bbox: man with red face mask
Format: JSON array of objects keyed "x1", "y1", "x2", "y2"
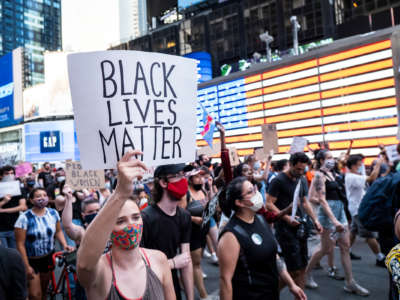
[{"x1": 141, "y1": 164, "x2": 194, "y2": 300}]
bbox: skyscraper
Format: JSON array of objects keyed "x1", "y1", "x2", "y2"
[{"x1": 0, "y1": 0, "x2": 62, "y2": 87}]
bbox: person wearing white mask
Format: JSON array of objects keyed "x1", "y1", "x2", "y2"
[
  {"x1": 219, "y1": 176, "x2": 307, "y2": 300},
  {"x1": 305, "y1": 150, "x2": 370, "y2": 296}
]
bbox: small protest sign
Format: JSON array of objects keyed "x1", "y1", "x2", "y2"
[
  {"x1": 262, "y1": 124, "x2": 279, "y2": 154},
  {"x1": 289, "y1": 137, "x2": 308, "y2": 154},
  {"x1": 228, "y1": 147, "x2": 240, "y2": 166},
  {"x1": 386, "y1": 144, "x2": 400, "y2": 162},
  {"x1": 254, "y1": 148, "x2": 266, "y2": 161},
  {"x1": 197, "y1": 143, "x2": 221, "y2": 158},
  {"x1": 65, "y1": 161, "x2": 105, "y2": 190},
  {"x1": 67, "y1": 51, "x2": 198, "y2": 170},
  {"x1": 0, "y1": 181, "x2": 21, "y2": 198},
  {"x1": 15, "y1": 162, "x2": 33, "y2": 178}
]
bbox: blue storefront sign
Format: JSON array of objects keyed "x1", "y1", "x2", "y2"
[
  {"x1": 25, "y1": 120, "x2": 80, "y2": 162},
  {"x1": 184, "y1": 51, "x2": 212, "y2": 83},
  {"x1": 0, "y1": 52, "x2": 16, "y2": 127},
  {"x1": 40, "y1": 131, "x2": 61, "y2": 153}
]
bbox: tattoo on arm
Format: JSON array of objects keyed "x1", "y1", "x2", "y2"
[
  {"x1": 276, "y1": 256, "x2": 287, "y2": 274},
  {"x1": 314, "y1": 173, "x2": 323, "y2": 192}
]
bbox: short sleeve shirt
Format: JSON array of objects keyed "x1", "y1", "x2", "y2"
[
  {"x1": 14, "y1": 208, "x2": 60, "y2": 257},
  {"x1": 345, "y1": 172, "x2": 367, "y2": 216},
  {"x1": 141, "y1": 204, "x2": 191, "y2": 259}
]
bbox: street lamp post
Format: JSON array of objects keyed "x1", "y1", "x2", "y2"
[
  {"x1": 259, "y1": 31, "x2": 274, "y2": 63},
  {"x1": 291, "y1": 16, "x2": 301, "y2": 55}
]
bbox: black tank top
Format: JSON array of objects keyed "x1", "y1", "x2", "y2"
[
  {"x1": 220, "y1": 214, "x2": 279, "y2": 300},
  {"x1": 322, "y1": 171, "x2": 341, "y2": 201}
]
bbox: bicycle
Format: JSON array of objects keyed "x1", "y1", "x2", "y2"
[{"x1": 47, "y1": 250, "x2": 77, "y2": 300}]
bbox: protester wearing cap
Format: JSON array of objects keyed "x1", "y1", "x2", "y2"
[
  {"x1": 141, "y1": 163, "x2": 194, "y2": 300},
  {"x1": 77, "y1": 150, "x2": 175, "y2": 300}
]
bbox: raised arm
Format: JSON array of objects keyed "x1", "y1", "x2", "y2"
[
  {"x1": 62, "y1": 185, "x2": 85, "y2": 243},
  {"x1": 216, "y1": 122, "x2": 233, "y2": 185},
  {"x1": 366, "y1": 157, "x2": 383, "y2": 183},
  {"x1": 77, "y1": 150, "x2": 146, "y2": 288}
]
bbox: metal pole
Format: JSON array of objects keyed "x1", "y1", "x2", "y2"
[{"x1": 291, "y1": 16, "x2": 300, "y2": 55}]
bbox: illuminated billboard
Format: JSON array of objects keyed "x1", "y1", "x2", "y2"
[
  {"x1": 23, "y1": 52, "x2": 73, "y2": 120},
  {"x1": 178, "y1": 0, "x2": 208, "y2": 10},
  {"x1": 196, "y1": 37, "x2": 398, "y2": 165},
  {"x1": 0, "y1": 48, "x2": 24, "y2": 128}
]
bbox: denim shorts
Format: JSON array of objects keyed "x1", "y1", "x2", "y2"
[{"x1": 318, "y1": 200, "x2": 348, "y2": 230}]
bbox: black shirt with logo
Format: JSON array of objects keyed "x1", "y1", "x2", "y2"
[{"x1": 220, "y1": 214, "x2": 279, "y2": 300}]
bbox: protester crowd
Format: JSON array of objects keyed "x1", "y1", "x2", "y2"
[{"x1": 1, "y1": 123, "x2": 400, "y2": 300}]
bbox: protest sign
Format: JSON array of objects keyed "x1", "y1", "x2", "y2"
[
  {"x1": 197, "y1": 143, "x2": 221, "y2": 158},
  {"x1": 254, "y1": 148, "x2": 266, "y2": 161},
  {"x1": 262, "y1": 124, "x2": 279, "y2": 154},
  {"x1": 65, "y1": 161, "x2": 105, "y2": 190},
  {"x1": 228, "y1": 147, "x2": 240, "y2": 166},
  {"x1": 289, "y1": 137, "x2": 308, "y2": 154},
  {"x1": 15, "y1": 162, "x2": 33, "y2": 178},
  {"x1": 0, "y1": 181, "x2": 21, "y2": 198},
  {"x1": 386, "y1": 144, "x2": 400, "y2": 162},
  {"x1": 67, "y1": 51, "x2": 198, "y2": 170}
]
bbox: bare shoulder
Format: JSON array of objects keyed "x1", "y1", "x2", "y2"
[{"x1": 141, "y1": 248, "x2": 168, "y2": 265}]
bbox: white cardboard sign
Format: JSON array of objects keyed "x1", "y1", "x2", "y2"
[
  {"x1": 67, "y1": 51, "x2": 198, "y2": 170},
  {"x1": 386, "y1": 144, "x2": 400, "y2": 162},
  {"x1": 289, "y1": 137, "x2": 308, "y2": 154},
  {"x1": 0, "y1": 181, "x2": 21, "y2": 198}
]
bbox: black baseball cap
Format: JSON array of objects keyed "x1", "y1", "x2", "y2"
[{"x1": 154, "y1": 163, "x2": 185, "y2": 178}]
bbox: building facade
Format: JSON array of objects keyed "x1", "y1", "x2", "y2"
[
  {"x1": 0, "y1": 0, "x2": 61, "y2": 87},
  {"x1": 111, "y1": 0, "x2": 400, "y2": 77}
]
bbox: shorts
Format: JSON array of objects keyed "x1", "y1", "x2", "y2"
[
  {"x1": 210, "y1": 217, "x2": 216, "y2": 228},
  {"x1": 318, "y1": 200, "x2": 348, "y2": 230},
  {"x1": 351, "y1": 215, "x2": 377, "y2": 239},
  {"x1": 190, "y1": 222, "x2": 210, "y2": 252},
  {"x1": 28, "y1": 252, "x2": 54, "y2": 274},
  {"x1": 275, "y1": 223, "x2": 308, "y2": 272}
]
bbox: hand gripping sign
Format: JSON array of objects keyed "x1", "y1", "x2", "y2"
[{"x1": 67, "y1": 51, "x2": 198, "y2": 170}]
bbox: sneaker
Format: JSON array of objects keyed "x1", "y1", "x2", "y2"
[
  {"x1": 376, "y1": 258, "x2": 386, "y2": 268},
  {"x1": 328, "y1": 266, "x2": 345, "y2": 280},
  {"x1": 203, "y1": 249, "x2": 212, "y2": 258},
  {"x1": 211, "y1": 253, "x2": 219, "y2": 265},
  {"x1": 202, "y1": 272, "x2": 207, "y2": 279},
  {"x1": 350, "y1": 252, "x2": 362, "y2": 260},
  {"x1": 305, "y1": 275, "x2": 318, "y2": 289},
  {"x1": 344, "y1": 280, "x2": 370, "y2": 296}
]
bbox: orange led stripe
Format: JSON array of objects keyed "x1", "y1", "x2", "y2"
[
  {"x1": 247, "y1": 103, "x2": 264, "y2": 112},
  {"x1": 262, "y1": 60, "x2": 317, "y2": 80},
  {"x1": 248, "y1": 118, "x2": 265, "y2": 126},
  {"x1": 323, "y1": 97, "x2": 396, "y2": 115},
  {"x1": 319, "y1": 40, "x2": 391, "y2": 65},
  {"x1": 265, "y1": 93, "x2": 321, "y2": 109},
  {"x1": 321, "y1": 78, "x2": 394, "y2": 99},
  {"x1": 325, "y1": 117, "x2": 397, "y2": 132},
  {"x1": 278, "y1": 126, "x2": 322, "y2": 138},
  {"x1": 328, "y1": 136, "x2": 398, "y2": 149},
  {"x1": 245, "y1": 74, "x2": 262, "y2": 84},
  {"x1": 266, "y1": 109, "x2": 321, "y2": 123},
  {"x1": 238, "y1": 149, "x2": 255, "y2": 156},
  {"x1": 263, "y1": 76, "x2": 319, "y2": 94},
  {"x1": 246, "y1": 88, "x2": 263, "y2": 98},
  {"x1": 319, "y1": 59, "x2": 393, "y2": 82}
]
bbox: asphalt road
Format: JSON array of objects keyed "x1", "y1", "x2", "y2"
[{"x1": 199, "y1": 236, "x2": 390, "y2": 300}]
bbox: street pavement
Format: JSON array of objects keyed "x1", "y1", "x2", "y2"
[{"x1": 200, "y1": 237, "x2": 390, "y2": 300}]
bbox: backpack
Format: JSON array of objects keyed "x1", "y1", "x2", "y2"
[{"x1": 358, "y1": 172, "x2": 400, "y2": 232}]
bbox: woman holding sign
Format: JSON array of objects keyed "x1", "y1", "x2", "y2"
[{"x1": 76, "y1": 150, "x2": 176, "y2": 300}]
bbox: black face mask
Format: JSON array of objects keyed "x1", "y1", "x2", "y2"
[
  {"x1": 203, "y1": 161, "x2": 211, "y2": 168},
  {"x1": 83, "y1": 213, "x2": 97, "y2": 225},
  {"x1": 193, "y1": 183, "x2": 202, "y2": 191}
]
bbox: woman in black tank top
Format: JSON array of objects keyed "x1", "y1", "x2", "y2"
[
  {"x1": 218, "y1": 176, "x2": 307, "y2": 300},
  {"x1": 76, "y1": 151, "x2": 176, "y2": 300},
  {"x1": 305, "y1": 150, "x2": 370, "y2": 296}
]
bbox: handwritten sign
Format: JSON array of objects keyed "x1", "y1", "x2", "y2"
[
  {"x1": 228, "y1": 147, "x2": 240, "y2": 166},
  {"x1": 65, "y1": 161, "x2": 105, "y2": 190},
  {"x1": 67, "y1": 51, "x2": 198, "y2": 170},
  {"x1": 254, "y1": 148, "x2": 266, "y2": 161},
  {"x1": 197, "y1": 143, "x2": 221, "y2": 158},
  {"x1": 262, "y1": 124, "x2": 279, "y2": 154},
  {"x1": 0, "y1": 181, "x2": 21, "y2": 198},
  {"x1": 386, "y1": 144, "x2": 400, "y2": 162},
  {"x1": 15, "y1": 162, "x2": 33, "y2": 178},
  {"x1": 289, "y1": 137, "x2": 308, "y2": 154}
]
